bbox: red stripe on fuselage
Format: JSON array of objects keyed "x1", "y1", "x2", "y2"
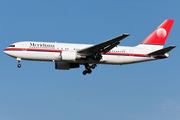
[{"x1": 4, "y1": 48, "x2": 151, "y2": 57}]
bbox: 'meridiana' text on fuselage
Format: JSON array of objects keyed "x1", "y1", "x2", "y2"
[{"x1": 30, "y1": 43, "x2": 55, "y2": 49}]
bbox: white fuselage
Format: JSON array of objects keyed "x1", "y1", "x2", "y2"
[{"x1": 4, "y1": 41, "x2": 167, "y2": 65}]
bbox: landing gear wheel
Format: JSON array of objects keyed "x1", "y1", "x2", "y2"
[
  {"x1": 82, "y1": 69, "x2": 92, "y2": 75},
  {"x1": 87, "y1": 69, "x2": 92, "y2": 74},
  {"x1": 83, "y1": 70, "x2": 88, "y2": 75},
  {"x1": 17, "y1": 64, "x2": 21, "y2": 68},
  {"x1": 82, "y1": 64, "x2": 97, "y2": 75},
  {"x1": 16, "y1": 58, "x2": 21, "y2": 68}
]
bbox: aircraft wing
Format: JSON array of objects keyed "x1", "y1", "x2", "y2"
[{"x1": 78, "y1": 34, "x2": 130, "y2": 55}]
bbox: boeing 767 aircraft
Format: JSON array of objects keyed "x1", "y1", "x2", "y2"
[{"x1": 4, "y1": 19, "x2": 176, "y2": 75}]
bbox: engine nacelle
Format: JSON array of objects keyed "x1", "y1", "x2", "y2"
[
  {"x1": 60, "y1": 51, "x2": 77, "y2": 61},
  {"x1": 55, "y1": 62, "x2": 80, "y2": 70}
]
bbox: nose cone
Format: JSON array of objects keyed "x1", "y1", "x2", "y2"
[
  {"x1": 4, "y1": 48, "x2": 11, "y2": 56},
  {"x1": 4, "y1": 48, "x2": 8, "y2": 54},
  {"x1": 4, "y1": 48, "x2": 16, "y2": 58}
]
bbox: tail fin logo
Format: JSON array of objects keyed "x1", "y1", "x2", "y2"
[{"x1": 157, "y1": 28, "x2": 167, "y2": 38}]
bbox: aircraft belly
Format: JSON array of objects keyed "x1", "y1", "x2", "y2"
[
  {"x1": 123, "y1": 56, "x2": 154, "y2": 64},
  {"x1": 101, "y1": 55, "x2": 154, "y2": 65},
  {"x1": 102, "y1": 55, "x2": 126, "y2": 64}
]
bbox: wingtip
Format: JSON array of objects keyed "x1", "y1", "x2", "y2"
[
  {"x1": 171, "y1": 45, "x2": 176, "y2": 48},
  {"x1": 123, "y1": 33, "x2": 130, "y2": 36}
]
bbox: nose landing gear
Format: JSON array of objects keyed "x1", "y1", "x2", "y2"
[
  {"x1": 17, "y1": 64, "x2": 21, "y2": 68},
  {"x1": 82, "y1": 64, "x2": 97, "y2": 75},
  {"x1": 17, "y1": 58, "x2": 21, "y2": 68}
]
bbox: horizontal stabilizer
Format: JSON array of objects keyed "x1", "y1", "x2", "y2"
[{"x1": 148, "y1": 46, "x2": 176, "y2": 55}]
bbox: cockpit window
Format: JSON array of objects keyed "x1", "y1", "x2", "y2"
[{"x1": 9, "y1": 45, "x2": 15, "y2": 47}]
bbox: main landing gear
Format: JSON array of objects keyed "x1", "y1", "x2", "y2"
[
  {"x1": 17, "y1": 58, "x2": 21, "y2": 68},
  {"x1": 82, "y1": 64, "x2": 97, "y2": 75}
]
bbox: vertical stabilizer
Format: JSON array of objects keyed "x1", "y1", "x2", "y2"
[
  {"x1": 137, "y1": 19, "x2": 174, "y2": 51},
  {"x1": 141, "y1": 19, "x2": 174, "y2": 45}
]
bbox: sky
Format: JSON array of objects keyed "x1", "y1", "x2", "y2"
[{"x1": 0, "y1": 0, "x2": 180, "y2": 120}]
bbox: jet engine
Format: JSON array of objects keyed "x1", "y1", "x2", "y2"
[{"x1": 60, "y1": 51, "x2": 77, "y2": 61}]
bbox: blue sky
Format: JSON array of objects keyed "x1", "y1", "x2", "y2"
[{"x1": 0, "y1": 0, "x2": 180, "y2": 120}]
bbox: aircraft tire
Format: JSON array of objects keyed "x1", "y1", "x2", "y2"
[
  {"x1": 83, "y1": 70, "x2": 87, "y2": 75},
  {"x1": 87, "y1": 69, "x2": 92, "y2": 74},
  {"x1": 17, "y1": 64, "x2": 21, "y2": 68}
]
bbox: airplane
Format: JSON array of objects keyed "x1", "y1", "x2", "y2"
[{"x1": 4, "y1": 19, "x2": 176, "y2": 75}]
